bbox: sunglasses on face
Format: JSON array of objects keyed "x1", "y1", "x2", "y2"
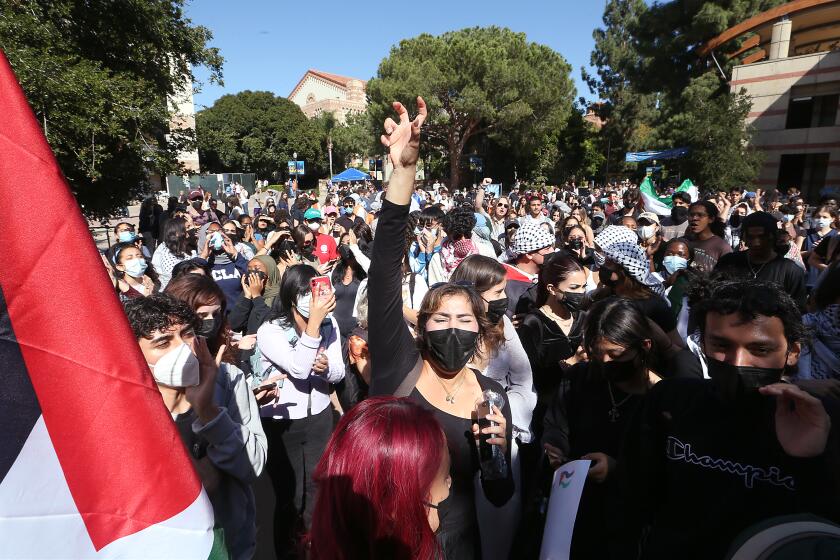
[{"x1": 497, "y1": 203, "x2": 509, "y2": 208}]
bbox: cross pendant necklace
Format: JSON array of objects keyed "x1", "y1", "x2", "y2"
[{"x1": 607, "y1": 382, "x2": 633, "y2": 423}]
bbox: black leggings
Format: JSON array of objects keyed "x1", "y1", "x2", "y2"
[{"x1": 262, "y1": 407, "x2": 333, "y2": 559}]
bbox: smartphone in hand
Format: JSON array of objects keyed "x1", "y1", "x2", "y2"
[{"x1": 310, "y1": 275, "x2": 333, "y2": 301}]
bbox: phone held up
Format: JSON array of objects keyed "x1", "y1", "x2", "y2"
[{"x1": 310, "y1": 275, "x2": 333, "y2": 302}]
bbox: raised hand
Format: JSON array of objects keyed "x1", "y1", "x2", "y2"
[
  {"x1": 185, "y1": 337, "x2": 224, "y2": 424},
  {"x1": 759, "y1": 383, "x2": 831, "y2": 458},
  {"x1": 380, "y1": 96, "x2": 427, "y2": 170}
]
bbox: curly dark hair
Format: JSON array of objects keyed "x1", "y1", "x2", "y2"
[
  {"x1": 441, "y1": 205, "x2": 476, "y2": 240},
  {"x1": 691, "y1": 279, "x2": 806, "y2": 346},
  {"x1": 124, "y1": 294, "x2": 199, "y2": 340}
]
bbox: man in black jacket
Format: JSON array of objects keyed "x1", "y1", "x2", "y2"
[
  {"x1": 715, "y1": 211, "x2": 806, "y2": 310},
  {"x1": 622, "y1": 280, "x2": 839, "y2": 560}
]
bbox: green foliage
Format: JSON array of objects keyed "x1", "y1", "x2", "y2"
[
  {"x1": 196, "y1": 91, "x2": 324, "y2": 183},
  {"x1": 653, "y1": 73, "x2": 762, "y2": 190},
  {"x1": 367, "y1": 26, "x2": 575, "y2": 188},
  {"x1": 586, "y1": 0, "x2": 776, "y2": 187},
  {"x1": 0, "y1": 0, "x2": 223, "y2": 218},
  {"x1": 555, "y1": 108, "x2": 606, "y2": 181},
  {"x1": 311, "y1": 111, "x2": 377, "y2": 171}
]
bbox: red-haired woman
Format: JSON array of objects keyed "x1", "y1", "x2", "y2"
[
  {"x1": 368, "y1": 98, "x2": 514, "y2": 559},
  {"x1": 307, "y1": 397, "x2": 451, "y2": 559}
]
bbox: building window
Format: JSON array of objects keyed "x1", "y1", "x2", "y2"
[
  {"x1": 785, "y1": 94, "x2": 839, "y2": 129},
  {"x1": 777, "y1": 153, "x2": 829, "y2": 202}
]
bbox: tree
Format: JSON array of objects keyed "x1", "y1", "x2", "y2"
[
  {"x1": 311, "y1": 111, "x2": 377, "y2": 173},
  {"x1": 586, "y1": 0, "x2": 779, "y2": 187},
  {"x1": 556, "y1": 108, "x2": 606, "y2": 182},
  {"x1": 0, "y1": 0, "x2": 223, "y2": 218},
  {"x1": 653, "y1": 73, "x2": 762, "y2": 190},
  {"x1": 583, "y1": 0, "x2": 658, "y2": 175},
  {"x1": 367, "y1": 27, "x2": 575, "y2": 188},
  {"x1": 196, "y1": 91, "x2": 323, "y2": 184}
]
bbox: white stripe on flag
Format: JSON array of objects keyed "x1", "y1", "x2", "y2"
[
  {"x1": 641, "y1": 191, "x2": 673, "y2": 216},
  {"x1": 0, "y1": 416, "x2": 215, "y2": 559}
]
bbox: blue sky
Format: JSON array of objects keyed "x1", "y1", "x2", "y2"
[{"x1": 185, "y1": 0, "x2": 608, "y2": 110}]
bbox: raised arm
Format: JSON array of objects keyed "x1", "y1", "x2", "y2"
[{"x1": 369, "y1": 98, "x2": 427, "y2": 396}]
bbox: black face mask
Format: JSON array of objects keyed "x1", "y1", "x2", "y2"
[
  {"x1": 198, "y1": 315, "x2": 221, "y2": 338},
  {"x1": 567, "y1": 238, "x2": 584, "y2": 251},
  {"x1": 485, "y1": 298, "x2": 508, "y2": 325},
  {"x1": 425, "y1": 328, "x2": 479, "y2": 373},
  {"x1": 561, "y1": 291, "x2": 585, "y2": 312},
  {"x1": 730, "y1": 214, "x2": 742, "y2": 228},
  {"x1": 300, "y1": 244, "x2": 314, "y2": 256},
  {"x1": 706, "y1": 357, "x2": 785, "y2": 407},
  {"x1": 599, "y1": 351, "x2": 643, "y2": 383},
  {"x1": 600, "y1": 269, "x2": 622, "y2": 288},
  {"x1": 671, "y1": 206, "x2": 689, "y2": 225},
  {"x1": 338, "y1": 244, "x2": 353, "y2": 263}
]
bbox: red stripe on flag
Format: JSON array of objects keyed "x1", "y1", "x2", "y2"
[
  {"x1": 502, "y1": 262, "x2": 533, "y2": 283},
  {"x1": 0, "y1": 52, "x2": 201, "y2": 550}
]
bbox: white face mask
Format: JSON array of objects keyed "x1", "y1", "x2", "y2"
[
  {"x1": 307, "y1": 222, "x2": 320, "y2": 232},
  {"x1": 816, "y1": 217, "x2": 833, "y2": 229},
  {"x1": 148, "y1": 343, "x2": 200, "y2": 387},
  {"x1": 295, "y1": 292, "x2": 312, "y2": 319},
  {"x1": 638, "y1": 225, "x2": 657, "y2": 240}
]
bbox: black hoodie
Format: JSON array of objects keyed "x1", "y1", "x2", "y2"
[{"x1": 620, "y1": 377, "x2": 840, "y2": 559}]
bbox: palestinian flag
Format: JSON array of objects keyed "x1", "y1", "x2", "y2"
[
  {"x1": 640, "y1": 177, "x2": 699, "y2": 216},
  {"x1": 0, "y1": 52, "x2": 223, "y2": 558}
]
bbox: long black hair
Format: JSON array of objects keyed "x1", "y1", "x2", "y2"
[
  {"x1": 537, "y1": 252, "x2": 585, "y2": 306},
  {"x1": 583, "y1": 297, "x2": 654, "y2": 362},
  {"x1": 265, "y1": 264, "x2": 319, "y2": 328},
  {"x1": 332, "y1": 243, "x2": 367, "y2": 285},
  {"x1": 163, "y1": 217, "x2": 190, "y2": 257}
]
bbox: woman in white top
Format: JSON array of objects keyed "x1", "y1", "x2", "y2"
[
  {"x1": 449, "y1": 255, "x2": 536, "y2": 560},
  {"x1": 151, "y1": 217, "x2": 196, "y2": 289},
  {"x1": 255, "y1": 264, "x2": 344, "y2": 555}
]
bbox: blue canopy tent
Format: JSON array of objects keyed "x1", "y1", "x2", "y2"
[
  {"x1": 331, "y1": 168, "x2": 370, "y2": 182},
  {"x1": 625, "y1": 147, "x2": 689, "y2": 163}
]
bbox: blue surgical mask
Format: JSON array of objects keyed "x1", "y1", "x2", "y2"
[
  {"x1": 342, "y1": 207, "x2": 353, "y2": 216},
  {"x1": 118, "y1": 231, "x2": 136, "y2": 243},
  {"x1": 662, "y1": 255, "x2": 688, "y2": 275},
  {"x1": 122, "y1": 258, "x2": 148, "y2": 278},
  {"x1": 783, "y1": 214, "x2": 795, "y2": 223}
]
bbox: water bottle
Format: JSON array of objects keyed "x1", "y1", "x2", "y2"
[{"x1": 477, "y1": 389, "x2": 508, "y2": 480}]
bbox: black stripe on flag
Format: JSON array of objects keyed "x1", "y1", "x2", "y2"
[{"x1": 0, "y1": 282, "x2": 41, "y2": 483}]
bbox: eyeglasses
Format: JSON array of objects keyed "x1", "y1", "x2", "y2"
[
  {"x1": 496, "y1": 203, "x2": 509, "y2": 208},
  {"x1": 222, "y1": 229, "x2": 237, "y2": 235}
]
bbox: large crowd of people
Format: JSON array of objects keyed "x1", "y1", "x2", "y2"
[{"x1": 103, "y1": 97, "x2": 840, "y2": 559}]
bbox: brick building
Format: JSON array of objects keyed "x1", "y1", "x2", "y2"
[{"x1": 701, "y1": 0, "x2": 840, "y2": 201}]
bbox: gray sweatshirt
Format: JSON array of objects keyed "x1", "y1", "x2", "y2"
[
  {"x1": 480, "y1": 315, "x2": 537, "y2": 443},
  {"x1": 173, "y1": 362, "x2": 267, "y2": 560}
]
